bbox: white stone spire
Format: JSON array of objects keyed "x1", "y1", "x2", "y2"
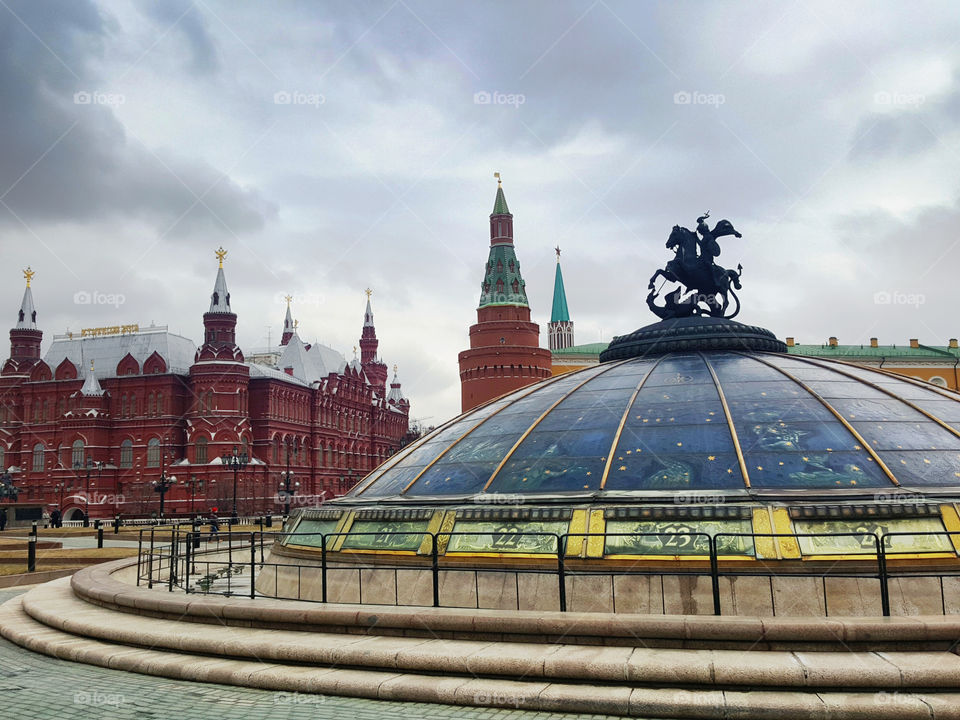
[
  {"x1": 209, "y1": 247, "x2": 231, "y2": 313},
  {"x1": 363, "y1": 288, "x2": 374, "y2": 328},
  {"x1": 16, "y1": 285, "x2": 36, "y2": 329},
  {"x1": 81, "y1": 361, "x2": 104, "y2": 396}
]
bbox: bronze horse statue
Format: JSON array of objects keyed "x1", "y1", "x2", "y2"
[{"x1": 647, "y1": 213, "x2": 743, "y2": 319}]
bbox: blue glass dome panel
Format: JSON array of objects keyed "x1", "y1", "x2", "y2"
[{"x1": 742, "y1": 451, "x2": 887, "y2": 489}]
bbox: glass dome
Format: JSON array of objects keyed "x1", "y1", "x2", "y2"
[{"x1": 349, "y1": 351, "x2": 960, "y2": 503}]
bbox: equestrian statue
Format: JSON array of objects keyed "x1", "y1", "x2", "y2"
[{"x1": 647, "y1": 212, "x2": 744, "y2": 319}]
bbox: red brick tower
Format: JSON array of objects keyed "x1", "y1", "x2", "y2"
[
  {"x1": 359, "y1": 289, "x2": 388, "y2": 394},
  {"x1": 458, "y1": 176, "x2": 551, "y2": 412},
  {"x1": 3, "y1": 267, "x2": 42, "y2": 373}
]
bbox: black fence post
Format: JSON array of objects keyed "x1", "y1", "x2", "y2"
[
  {"x1": 113, "y1": 515, "x2": 120, "y2": 534},
  {"x1": 877, "y1": 533, "x2": 890, "y2": 617},
  {"x1": 320, "y1": 535, "x2": 328, "y2": 604},
  {"x1": 30, "y1": 521, "x2": 37, "y2": 538},
  {"x1": 168, "y1": 529, "x2": 177, "y2": 592},
  {"x1": 250, "y1": 532, "x2": 256, "y2": 599},
  {"x1": 27, "y1": 536, "x2": 36, "y2": 572},
  {"x1": 136, "y1": 531, "x2": 143, "y2": 586},
  {"x1": 557, "y1": 534, "x2": 567, "y2": 612},
  {"x1": 97, "y1": 525, "x2": 104, "y2": 549},
  {"x1": 185, "y1": 532, "x2": 192, "y2": 593},
  {"x1": 709, "y1": 534, "x2": 721, "y2": 616},
  {"x1": 432, "y1": 533, "x2": 440, "y2": 608}
]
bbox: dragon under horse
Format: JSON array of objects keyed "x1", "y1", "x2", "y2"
[{"x1": 647, "y1": 212, "x2": 743, "y2": 319}]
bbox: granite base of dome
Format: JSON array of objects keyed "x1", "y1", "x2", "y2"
[{"x1": 600, "y1": 316, "x2": 786, "y2": 361}]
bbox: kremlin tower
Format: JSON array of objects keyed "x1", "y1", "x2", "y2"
[
  {"x1": 4, "y1": 267, "x2": 42, "y2": 373},
  {"x1": 547, "y1": 247, "x2": 574, "y2": 351},
  {"x1": 458, "y1": 176, "x2": 552, "y2": 412}
]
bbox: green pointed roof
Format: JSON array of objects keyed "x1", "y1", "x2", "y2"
[
  {"x1": 478, "y1": 244, "x2": 528, "y2": 308},
  {"x1": 492, "y1": 184, "x2": 510, "y2": 215},
  {"x1": 551, "y1": 259, "x2": 570, "y2": 322}
]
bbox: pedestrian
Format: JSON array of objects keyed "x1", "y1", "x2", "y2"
[
  {"x1": 51, "y1": 509, "x2": 61, "y2": 528},
  {"x1": 0, "y1": 511, "x2": 7, "y2": 531},
  {"x1": 209, "y1": 510, "x2": 220, "y2": 542}
]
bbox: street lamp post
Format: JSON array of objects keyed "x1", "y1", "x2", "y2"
[
  {"x1": 73, "y1": 456, "x2": 100, "y2": 527},
  {"x1": 220, "y1": 446, "x2": 248, "y2": 523},
  {"x1": 278, "y1": 446, "x2": 299, "y2": 516},
  {"x1": 151, "y1": 448, "x2": 175, "y2": 518},
  {"x1": 181, "y1": 475, "x2": 202, "y2": 516}
]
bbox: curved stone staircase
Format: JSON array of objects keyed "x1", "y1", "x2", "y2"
[{"x1": 3, "y1": 555, "x2": 960, "y2": 718}]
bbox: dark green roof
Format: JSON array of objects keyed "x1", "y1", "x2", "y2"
[
  {"x1": 551, "y1": 261, "x2": 570, "y2": 323},
  {"x1": 551, "y1": 342, "x2": 609, "y2": 357},
  {"x1": 787, "y1": 344, "x2": 960, "y2": 360},
  {"x1": 478, "y1": 244, "x2": 528, "y2": 308},
  {"x1": 492, "y1": 185, "x2": 510, "y2": 215}
]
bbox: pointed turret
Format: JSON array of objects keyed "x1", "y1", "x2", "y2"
[
  {"x1": 548, "y1": 247, "x2": 574, "y2": 351},
  {"x1": 458, "y1": 175, "x2": 551, "y2": 412},
  {"x1": 387, "y1": 365, "x2": 408, "y2": 409},
  {"x1": 197, "y1": 247, "x2": 242, "y2": 362},
  {"x1": 80, "y1": 361, "x2": 104, "y2": 396},
  {"x1": 281, "y1": 295, "x2": 295, "y2": 346},
  {"x1": 6, "y1": 267, "x2": 43, "y2": 372},
  {"x1": 359, "y1": 288, "x2": 387, "y2": 391}
]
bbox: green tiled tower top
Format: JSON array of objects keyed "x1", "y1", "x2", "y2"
[
  {"x1": 551, "y1": 256, "x2": 570, "y2": 322},
  {"x1": 492, "y1": 184, "x2": 510, "y2": 215},
  {"x1": 479, "y1": 244, "x2": 528, "y2": 307}
]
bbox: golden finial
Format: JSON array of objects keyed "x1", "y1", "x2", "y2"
[
  {"x1": 555, "y1": 246, "x2": 561, "y2": 262},
  {"x1": 293, "y1": 319, "x2": 299, "y2": 329},
  {"x1": 284, "y1": 294, "x2": 292, "y2": 306},
  {"x1": 23, "y1": 266, "x2": 34, "y2": 288},
  {"x1": 393, "y1": 364, "x2": 398, "y2": 374},
  {"x1": 365, "y1": 288, "x2": 372, "y2": 298},
  {"x1": 90, "y1": 360, "x2": 95, "y2": 372},
  {"x1": 215, "y1": 246, "x2": 227, "y2": 268},
  {"x1": 494, "y1": 172, "x2": 501, "y2": 186},
  {"x1": 353, "y1": 345, "x2": 358, "y2": 356}
]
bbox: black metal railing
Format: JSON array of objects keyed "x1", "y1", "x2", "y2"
[{"x1": 135, "y1": 528, "x2": 960, "y2": 617}]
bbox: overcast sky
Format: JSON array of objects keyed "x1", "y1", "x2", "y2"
[{"x1": 1, "y1": 1, "x2": 959, "y2": 425}]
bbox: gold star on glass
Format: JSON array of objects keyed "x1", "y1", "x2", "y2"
[
  {"x1": 707, "y1": 456, "x2": 716, "y2": 461},
  {"x1": 756, "y1": 465, "x2": 763, "y2": 471},
  {"x1": 619, "y1": 465, "x2": 626, "y2": 471},
  {"x1": 676, "y1": 442, "x2": 682, "y2": 447}
]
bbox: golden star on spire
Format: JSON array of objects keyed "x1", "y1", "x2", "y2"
[
  {"x1": 23, "y1": 266, "x2": 34, "y2": 287},
  {"x1": 215, "y1": 247, "x2": 227, "y2": 268},
  {"x1": 494, "y1": 171, "x2": 501, "y2": 185},
  {"x1": 284, "y1": 294, "x2": 292, "y2": 306},
  {"x1": 555, "y1": 246, "x2": 561, "y2": 261},
  {"x1": 365, "y1": 288, "x2": 372, "y2": 298}
]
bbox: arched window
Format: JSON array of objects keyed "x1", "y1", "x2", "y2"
[
  {"x1": 241, "y1": 436, "x2": 249, "y2": 460},
  {"x1": 147, "y1": 393, "x2": 155, "y2": 416},
  {"x1": 32, "y1": 443, "x2": 44, "y2": 473},
  {"x1": 273, "y1": 437, "x2": 280, "y2": 464},
  {"x1": 120, "y1": 394, "x2": 127, "y2": 417},
  {"x1": 195, "y1": 437, "x2": 208, "y2": 464},
  {"x1": 147, "y1": 438, "x2": 161, "y2": 468},
  {"x1": 930, "y1": 376, "x2": 948, "y2": 387},
  {"x1": 0, "y1": 446, "x2": 5, "y2": 471},
  {"x1": 130, "y1": 396, "x2": 137, "y2": 416},
  {"x1": 120, "y1": 439, "x2": 133, "y2": 468},
  {"x1": 71, "y1": 439, "x2": 85, "y2": 468},
  {"x1": 156, "y1": 392, "x2": 163, "y2": 415}
]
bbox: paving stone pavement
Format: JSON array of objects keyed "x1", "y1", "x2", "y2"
[{"x1": 0, "y1": 587, "x2": 640, "y2": 720}]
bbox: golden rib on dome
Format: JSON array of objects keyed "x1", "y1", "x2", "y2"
[
  {"x1": 700, "y1": 353, "x2": 752, "y2": 489},
  {"x1": 396, "y1": 369, "x2": 592, "y2": 496},
  {"x1": 599, "y1": 356, "x2": 665, "y2": 489},
  {"x1": 764, "y1": 353, "x2": 960, "y2": 444},
  {"x1": 741, "y1": 352, "x2": 901, "y2": 487},
  {"x1": 480, "y1": 359, "x2": 633, "y2": 493}
]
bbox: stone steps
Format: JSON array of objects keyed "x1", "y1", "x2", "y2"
[
  {"x1": 18, "y1": 577, "x2": 960, "y2": 693},
  {"x1": 5, "y1": 591, "x2": 960, "y2": 718}
]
